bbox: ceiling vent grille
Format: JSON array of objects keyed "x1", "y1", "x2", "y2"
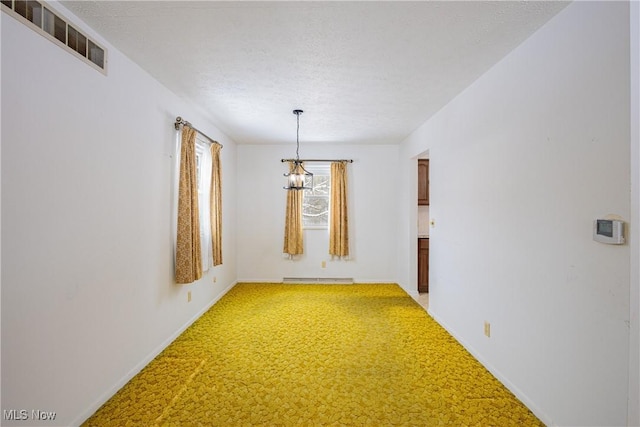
[{"x1": 2, "y1": 0, "x2": 107, "y2": 74}]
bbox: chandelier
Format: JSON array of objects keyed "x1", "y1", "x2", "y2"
[{"x1": 284, "y1": 109, "x2": 313, "y2": 190}]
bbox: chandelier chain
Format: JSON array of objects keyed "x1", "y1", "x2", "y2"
[
  {"x1": 283, "y1": 109, "x2": 312, "y2": 191},
  {"x1": 296, "y1": 112, "x2": 300, "y2": 161}
]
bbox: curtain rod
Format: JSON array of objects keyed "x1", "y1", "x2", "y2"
[
  {"x1": 281, "y1": 159, "x2": 353, "y2": 163},
  {"x1": 174, "y1": 117, "x2": 223, "y2": 147}
]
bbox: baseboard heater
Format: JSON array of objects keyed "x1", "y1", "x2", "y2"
[{"x1": 282, "y1": 277, "x2": 354, "y2": 284}]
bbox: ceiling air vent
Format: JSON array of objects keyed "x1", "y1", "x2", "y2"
[{"x1": 1, "y1": 0, "x2": 107, "y2": 74}]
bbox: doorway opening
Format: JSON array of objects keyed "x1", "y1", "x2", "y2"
[{"x1": 417, "y1": 151, "x2": 430, "y2": 309}]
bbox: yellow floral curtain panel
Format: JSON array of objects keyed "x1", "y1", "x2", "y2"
[
  {"x1": 283, "y1": 161, "x2": 304, "y2": 256},
  {"x1": 329, "y1": 161, "x2": 349, "y2": 258},
  {"x1": 210, "y1": 143, "x2": 223, "y2": 266},
  {"x1": 175, "y1": 126, "x2": 202, "y2": 283}
]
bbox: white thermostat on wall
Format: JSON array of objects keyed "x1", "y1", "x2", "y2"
[{"x1": 593, "y1": 219, "x2": 625, "y2": 244}]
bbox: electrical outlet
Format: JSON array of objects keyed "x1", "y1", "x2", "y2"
[
  {"x1": 484, "y1": 321, "x2": 491, "y2": 338},
  {"x1": 321, "y1": 261, "x2": 326, "y2": 268},
  {"x1": 187, "y1": 291, "x2": 192, "y2": 302}
]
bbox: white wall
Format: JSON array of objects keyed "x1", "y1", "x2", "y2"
[
  {"x1": 399, "y1": 2, "x2": 632, "y2": 426},
  {"x1": 628, "y1": 1, "x2": 640, "y2": 424},
  {"x1": 236, "y1": 144, "x2": 399, "y2": 283},
  {"x1": 1, "y1": 3, "x2": 237, "y2": 425}
]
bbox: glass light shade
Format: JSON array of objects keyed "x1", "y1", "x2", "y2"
[{"x1": 284, "y1": 163, "x2": 313, "y2": 190}]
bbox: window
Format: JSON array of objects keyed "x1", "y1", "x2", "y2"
[
  {"x1": 195, "y1": 139, "x2": 213, "y2": 272},
  {"x1": 173, "y1": 128, "x2": 223, "y2": 282},
  {"x1": 303, "y1": 163, "x2": 330, "y2": 229}
]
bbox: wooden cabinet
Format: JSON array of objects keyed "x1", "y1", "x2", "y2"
[
  {"x1": 418, "y1": 238, "x2": 429, "y2": 293},
  {"x1": 418, "y1": 159, "x2": 429, "y2": 205}
]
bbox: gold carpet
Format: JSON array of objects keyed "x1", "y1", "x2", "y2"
[{"x1": 83, "y1": 283, "x2": 543, "y2": 426}]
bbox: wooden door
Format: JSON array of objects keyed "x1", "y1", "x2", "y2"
[
  {"x1": 418, "y1": 159, "x2": 429, "y2": 205},
  {"x1": 418, "y1": 238, "x2": 429, "y2": 293}
]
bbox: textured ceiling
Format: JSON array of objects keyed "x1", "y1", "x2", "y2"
[{"x1": 62, "y1": 1, "x2": 568, "y2": 145}]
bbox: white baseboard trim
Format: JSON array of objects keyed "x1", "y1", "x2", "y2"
[
  {"x1": 283, "y1": 277, "x2": 354, "y2": 284},
  {"x1": 71, "y1": 281, "x2": 237, "y2": 427},
  {"x1": 236, "y1": 278, "x2": 399, "y2": 284},
  {"x1": 427, "y1": 308, "x2": 556, "y2": 427}
]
